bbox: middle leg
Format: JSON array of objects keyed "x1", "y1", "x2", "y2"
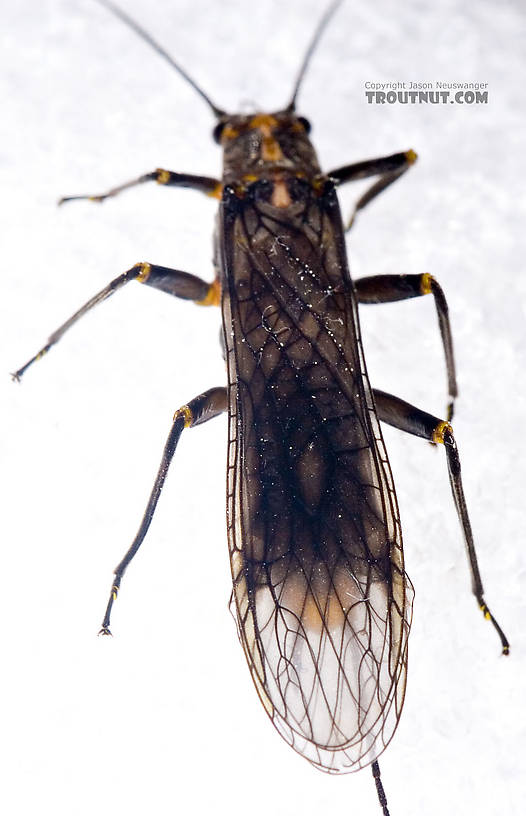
[
  {"x1": 12, "y1": 262, "x2": 220, "y2": 381},
  {"x1": 356, "y1": 273, "x2": 457, "y2": 420}
]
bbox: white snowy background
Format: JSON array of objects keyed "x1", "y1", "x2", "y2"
[{"x1": 1, "y1": 1, "x2": 525, "y2": 815}]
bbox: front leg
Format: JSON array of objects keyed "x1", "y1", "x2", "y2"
[
  {"x1": 328, "y1": 150, "x2": 417, "y2": 230},
  {"x1": 58, "y1": 169, "x2": 222, "y2": 205}
]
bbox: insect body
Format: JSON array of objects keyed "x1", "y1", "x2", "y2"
[
  {"x1": 13, "y1": 1, "x2": 508, "y2": 812},
  {"x1": 219, "y1": 110, "x2": 412, "y2": 775}
]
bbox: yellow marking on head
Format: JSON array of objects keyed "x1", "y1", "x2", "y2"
[
  {"x1": 136, "y1": 262, "x2": 151, "y2": 283},
  {"x1": 247, "y1": 115, "x2": 284, "y2": 162},
  {"x1": 420, "y1": 273, "x2": 434, "y2": 295},
  {"x1": 206, "y1": 182, "x2": 223, "y2": 200},
  {"x1": 174, "y1": 404, "x2": 193, "y2": 428},
  {"x1": 222, "y1": 125, "x2": 240, "y2": 141},
  {"x1": 242, "y1": 174, "x2": 258, "y2": 184},
  {"x1": 249, "y1": 114, "x2": 278, "y2": 131},
  {"x1": 432, "y1": 420, "x2": 453, "y2": 445},
  {"x1": 291, "y1": 120, "x2": 306, "y2": 132},
  {"x1": 156, "y1": 169, "x2": 171, "y2": 185},
  {"x1": 196, "y1": 278, "x2": 221, "y2": 307},
  {"x1": 271, "y1": 179, "x2": 291, "y2": 208},
  {"x1": 406, "y1": 148, "x2": 418, "y2": 164}
]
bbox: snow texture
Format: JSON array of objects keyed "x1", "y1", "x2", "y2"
[{"x1": 1, "y1": 1, "x2": 525, "y2": 815}]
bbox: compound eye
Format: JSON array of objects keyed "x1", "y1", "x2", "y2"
[
  {"x1": 212, "y1": 122, "x2": 225, "y2": 144},
  {"x1": 297, "y1": 116, "x2": 311, "y2": 134}
]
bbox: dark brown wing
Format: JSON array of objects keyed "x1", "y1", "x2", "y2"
[{"x1": 220, "y1": 180, "x2": 413, "y2": 773}]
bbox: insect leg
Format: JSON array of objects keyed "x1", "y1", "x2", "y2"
[
  {"x1": 11, "y1": 263, "x2": 219, "y2": 381},
  {"x1": 99, "y1": 386, "x2": 227, "y2": 636},
  {"x1": 58, "y1": 170, "x2": 221, "y2": 205},
  {"x1": 371, "y1": 760, "x2": 391, "y2": 816},
  {"x1": 356, "y1": 273, "x2": 457, "y2": 419},
  {"x1": 373, "y1": 388, "x2": 510, "y2": 655},
  {"x1": 328, "y1": 150, "x2": 417, "y2": 230}
]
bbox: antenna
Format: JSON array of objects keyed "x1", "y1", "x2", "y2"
[
  {"x1": 94, "y1": 0, "x2": 226, "y2": 118},
  {"x1": 286, "y1": 0, "x2": 344, "y2": 111}
]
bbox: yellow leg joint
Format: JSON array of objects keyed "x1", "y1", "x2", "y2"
[
  {"x1": 432, "y1": 420, "x2": 453, "y2": 445},
  {"x1": 420, "y1": 272, "x2": 434, "y2": 295},
  {"x1": 174, "y1": 404, "x2": 193, "y2": 428},
  {"x1": 405, "y1": 148, "x2": 418, "y2": 164},
  {"x1": 312, "y1": 176, "x2": 326, "y2": 195},
  {"x1": 156, "y1": 168, "x2": 171, "y2": 185},
  {"x1": 206, "y1": 182, "x2": 223, "y2": 200},
  {"x1": 135, "y1": 262, "x2": 151, "y2": 283},
  {"x1": 480, "y1": 603, "x2": 491, "y2": 620},
  {"x1": 196, "y1": 278, "x2": 221, "y2": 307}
]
